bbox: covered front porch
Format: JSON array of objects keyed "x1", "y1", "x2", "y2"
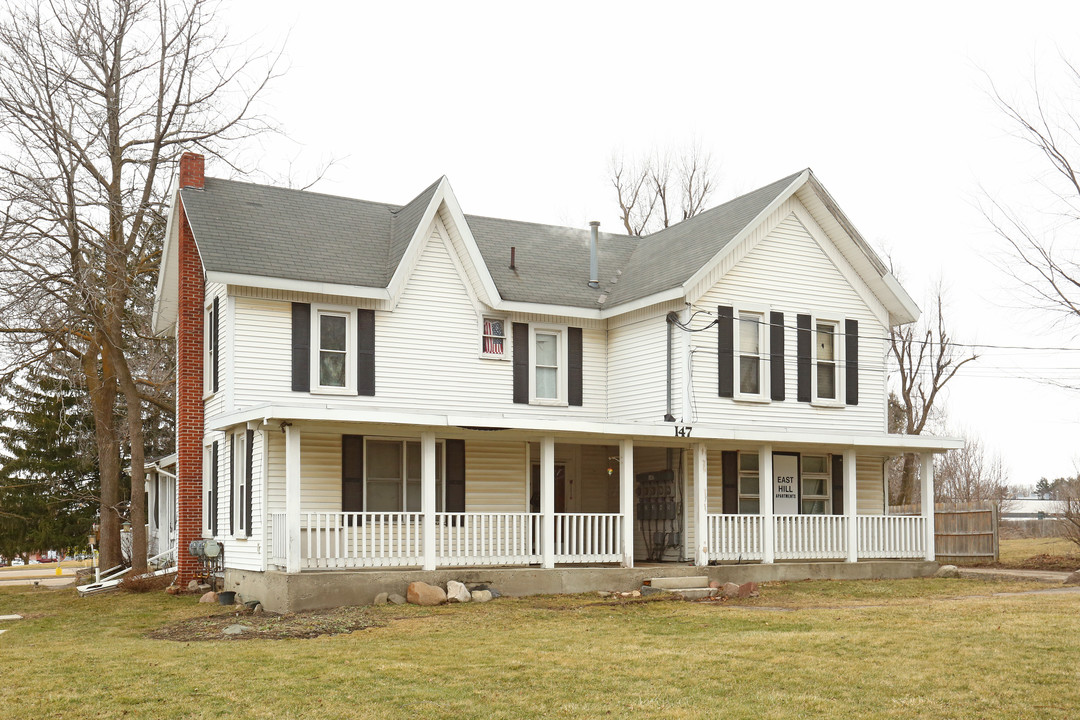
[{"x1": 254, "y1": 420, "x2": 948, "y2": 574}]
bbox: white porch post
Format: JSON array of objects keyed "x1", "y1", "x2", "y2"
[
  {"x1": 284, "y1": 424, "x2": 301, "y2": 574},
  {"x1": 619, "y1": 439, "x2": 634, "y2": 568},
  {"x1": 921, "y1": 453, "x2": 936, "y2": 562},
  {"x1": 693, "y1": 443, "x2": 709, "y2": 566},
  {"x1": 844, "y1": 448, "x2": 858, "y2": 563},
  {"x1": 541, "y1": 436, "x2": 556, "y2": 569},
  {"x1": 760, "y1": 445, "x2": 775, "y2": 564},
  {"x1": 421, "y1": 431, "x2": 436, "y2": 571}
]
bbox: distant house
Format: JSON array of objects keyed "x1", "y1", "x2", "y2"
[
  {"x1": 151, "y1": 153, "x2": 960, "y2": 610},
  {"x1": 1003, "y1": 497, "x2": 1063, "y2": 520}
]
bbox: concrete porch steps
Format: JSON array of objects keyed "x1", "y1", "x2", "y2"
[{"x1": 647, "y1": 575, "x2": 715, "y2": 600}]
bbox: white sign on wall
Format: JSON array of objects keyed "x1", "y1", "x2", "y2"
[{"x1": 773, "y1": 454, "x2": 799, "y2": 515}]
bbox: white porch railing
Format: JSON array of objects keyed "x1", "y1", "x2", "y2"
[
  {"x1": 270, "y1": 512, "x2": 287, "y2": 567},
  {"x1": 858, "y1": 515, "x2": 926, "y2": 559},
  {"x1": 773, "y1": 515, "x2": 848, "y2": 560},
  {"x1": 301, "y1": 512, "x2": 424, "y2": 569},
  {"x1": 554, "y1": 513, "x2": 622, "y2": 563},
  {"x1": 435, "y1": 513, "x2": 541, "y2": 566},
  {"x1": 707, "y1": 514, "x2": 764, "y2": 561}
]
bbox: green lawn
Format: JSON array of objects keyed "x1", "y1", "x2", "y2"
[{"x1": 0, "y1": 578, "x2": 1077, "y2": 719}]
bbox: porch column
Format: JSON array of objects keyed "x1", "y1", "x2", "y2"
[
  {"x1": 541, "y1": 436, "x2": 556, "y2": 569},
  {"x1": 921, "y1": 453, "x2": 935, "y2": 562},
  {"x1": 284, "y1": 424, "x2": 301, "y2": 574},
  {"x1": 421, "y1": 431, "x2": 437, "y2": 571},
  {"x1": 844, "y1": 448, "x2": 858, "y2": 563},
  {"x1": 760, "y1": 445, "x2": 775, "y2": 564},
  {"x1": 619, "y1": 439, "x2": 634, "y2": 568},
  {"x1": 693, "y1": 444, "x2": 709, "y2": 566}
]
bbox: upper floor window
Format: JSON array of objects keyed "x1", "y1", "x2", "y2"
[
  {"x1": 530, "y1": 326, "x2": 566, "y2": 404},
  {"x1": 310, "y1": 306, "x2": 355, "y2": 394},
  {"x1": 814, "y1": 321, "x2": 840, "y2": 401},
  {"x1": 737, "y1": 311, "x2": 766, "y2": 397},
  {"x1": 481, "y1": 316, "x2": 506, "y2": 358},
  {"x1": 801, "y1": 455, "x2": 831, "y2": 514},
  {"x1": 204, "y1": 300, "x2": 218, "y2": 396}
]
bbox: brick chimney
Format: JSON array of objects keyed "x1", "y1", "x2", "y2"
[{"x1": 175, "y1": 151, "x2": 205, "y2": 586}]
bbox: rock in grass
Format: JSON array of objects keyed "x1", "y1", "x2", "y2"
[
  {"x1": 446, "y1": 580, "x2": 471, "y2": 603},
  {"x1": 737, "y1": 582, "x2": 759, "y2": 598},
  {"x1": 720, "y1": 582, "x2": 740, "y2": 598},
  {"x1": 934, "y1": 565, "x2": 960, "y2": 579},
  {"x1": 252, "y1": 604, "x2": 264, "y2": 614},
  {"x1": 1063, "y1": 570, "x2": 1080, "y2": 586},
  {"x1": 223, "y1": 624, "x2": 246, "y2": 635},
  {"x1": 488, "y1": 588, "x2": 501, "y2": 599},
  {"x1": 373, "y1": 592, "x2": 389, "y2": 605},
  {"x1": 406, "y1": 581, "x2": 446, "y2": 606},
  {"x1": 199, "y1": 591, "x2": 218, "y2": 603},
  {"x1": 388, "y1": 593, "x2": 407, "y2": 605},
  {"x1": 471, "y1": 590, "x2": 493, "y2": 603},
  {"x1": 187, "y1": 579, "x2": 199, "y2": 592}
]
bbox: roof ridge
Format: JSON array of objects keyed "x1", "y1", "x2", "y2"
[
  {"x1": 465, "y1": 211, "x2": 639, "y2": 241},
  {"x1": 204, "y1": 175, "x2": 402, "y2": 210}
]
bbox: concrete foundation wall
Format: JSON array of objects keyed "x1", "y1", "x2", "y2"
[{"x1": 226, "y1": 560, "x2": 938, "y2": 613}]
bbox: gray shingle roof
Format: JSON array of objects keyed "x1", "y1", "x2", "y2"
[{"x1": 180, "y1": 171, "x2": 803, "y2": 309}]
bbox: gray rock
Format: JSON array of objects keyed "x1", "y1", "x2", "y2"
[
  {"x1": 597, "y1": 591, "x2": 611, "y2": 598},
  {"x1": 199, "y1": 591, "x2": 217, "y2": 603},
  {"x1": 446, "y1": 580, "x2": 471, "y2": 603},
  {"x1": 197, "y1": 583, "x2": 212, "y2": 593},
  {"x1": 222, "y1": 624, "x2": 246, "y2": 635},
  {"x1": 471, "y1": 590, "x2": 493, "y2": 603},
  {"x1": 373, "y1": 592, "x2": 389, "y2": 605},
  {"x1": 187, "y1": 579, "x2": 199, "y2": 592},
  {"x1": 1063, "y1": 570, "x2": 1080, "y2": 586},
  {"x1": 640, "y1": 585, "x2": 668, "y2": 597},
  {"x1": 720, "y1": 582, "x2": 741, "y2": 598},
  {"x1": 252, "y1": 604, "x2": 264, "y2": 614},
  {"x1": 244, "y1": 600, "x2": 260, "y2": 610},
  {"x1": 388, "y1": 593, "x2": 407, "y2": 605},
  {"x1": 488, "y1": 588, "x2": 502, "y2": 599},
  {"x1": 934, "y1": 565, "x2": 960, "y2": 579}
]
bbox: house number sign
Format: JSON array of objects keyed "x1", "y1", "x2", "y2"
[{"x1": 772, "y1": 454, "x2": 799, "y2": 515}]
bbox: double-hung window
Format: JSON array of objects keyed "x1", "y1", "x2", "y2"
[
  {"x1": 310, "y1": 306, "x2": 355, "y2": 394},
  {"x1": 530, "y1": 325, "x2": 566, "y2": 404},
  {"x1": 232, "y1": 432, "x2": 247, "y2": 536},
  {"x1": 814, "y1": 320, "x2": 840, "y2": 402},
  {"x1": 204, "y1": 301, "x2": 217, "y2": 396},
  {"x1": 736, "y1": 311, "x2": 766, "y2": 398},
  {"x1": 365, "y1": 439, "x2": 444, "y2": 513},
  {"x1": 481, "y1": 316, "x2": 506, "y2": 358},
  {"x1": 737, "y1": 452, "x2": 760, "y2": 514},
  {"x1": 202, "y1": 444, "x2": 214, "y2": 537},
  {"x1": 801, "y1": 455, "x2": 830, "y2": 514}
]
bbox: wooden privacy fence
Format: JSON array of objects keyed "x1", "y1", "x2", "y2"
[{"x1": 889, "y1": 501, "x2": 999, "y2": 564}]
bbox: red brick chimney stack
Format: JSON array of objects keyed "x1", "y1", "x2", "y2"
[{"x1": 175, "y1": 151, "x2": 205, "y2": 587}]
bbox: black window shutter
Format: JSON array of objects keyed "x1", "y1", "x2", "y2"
[
  {"x1": 291, "y1": 302, "x2": 311, "y2": 392},
  {"x1": 770, "y1": 311, "x2": 785, "y2": 401},
  {"x1": 722, "y1": 450, "x2": 738, "y2": 514},
  {"x1": 211, "y1": 296, "x2": 220, "y2": 393},
  {"x1": 228, "y1": 434, "x2": 235, "y2": 537},
  {"x1": 512, "y1": 322, "x2": 529, "y2": 404},
  {"x1": 342, "y1": 435, "x2": 364, "y2": 513},
  {"x1": 357, "y1": 309, "x2": 376, "y2": 396},
  {"x1": 445, "y1": 439, "x2": 466, "y2": 513},
  {"x1": 245, "y1": 429, "x2": 254, "y2": 537},
  {"x1": 717, "y1": 306, "x2": 734, "y2": 398},
  {"x1": 796, "y1": 314, "x2": 812, "y2": 402},
  {"x1": 211, "y1": 441, "x2": 219, "y2": 536},
  {"x1": 831, "y1": 454, "x2": 844, "y2": 515},
  {"x1": 845, "y1": 319, "x2": 859, "y2": 406},
  {"x1": 568, "y1": 327, "x2": 583, "y2": 406}
]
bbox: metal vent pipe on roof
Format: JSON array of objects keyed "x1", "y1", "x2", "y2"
[{"x1": 588, "y1": 221, "x2": 600, "y2": 289}]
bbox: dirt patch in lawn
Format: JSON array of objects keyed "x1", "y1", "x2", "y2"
[
  {"x1": 989, "y1": 554, "x2": 1080, "y2": 572},
  {"x1": 147, "y1": 605, "x2": 385, "y2": 641}
]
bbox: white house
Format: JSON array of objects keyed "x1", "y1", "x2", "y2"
[{"x1": 153, "y1": 153, "x2": 960, "y2": 611}]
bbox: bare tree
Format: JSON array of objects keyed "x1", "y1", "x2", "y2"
[
  {"x1": 889, "y1": 288, "x2": 978, "y2": 505},
  {"x1": 984, "y1": 59, "x2": 1080, "y2": 346},
  {"x1": 609, "y1": 141, "x2": 717, "y2": 236},
  {"x1": 934, "y1": 430, "x2": 1013, "y2": 512},
  {"x1": 0, "y1": 0, "x2": 277, "y2": 572},
  {"x1": 1057, "y1": 477, "x2": 1080, "y2": 550}
]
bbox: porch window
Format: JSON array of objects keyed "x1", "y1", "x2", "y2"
[
  {"x1": 801, "y1": 455, "x2": 831, "y2": 514},
  {"x1": 232, "y1": 432, "x2": 247, "y2": 535},
  {"x1": 365, "y1": 439, "x2": 444, "y2": 513},
  {"x1": 481, "y1": 316, "x2": 506, "y2": 358},
  {"x1": 814, "y1": 321, "x2": 839, "y2": 401},
  {"x1": 737, "y1": 452, "x2": 760, "y2": 514},
  {"x1": 737, "y1": 311, "x2": 765, "y2": 397}
]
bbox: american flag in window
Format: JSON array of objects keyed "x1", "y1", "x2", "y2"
[{"x1": 483, "y1": 317, "x2": 505, "y2": 356}]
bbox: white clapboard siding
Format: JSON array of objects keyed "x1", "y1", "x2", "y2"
[
  {"x1": 217, "y1": 429, "x2": 264, "y2": 571},
  {"x1": 856, "y1": 455, "x2": 886, "y2": 515},
  {"x1": 464, "y1": 440, "x2": 527, "y2": 512},
  {"x1": 233, "y1": 296, "x2": 292, "y2": 406},
  {"x1": 299, "y1": 432, "x2": 343, "y2": 512},
  {"x1": 608, "y1": 313, "x2": 668, "y2": 421},
  {"x1": 692, "y1": 203, "x2": 889, "y2": 436},
  {"x1": 266, "y1": 428, "x2": 285, "y2": 515},
  {"x1": 707, "y1": 449, "x2": 725, "y2": 513}
]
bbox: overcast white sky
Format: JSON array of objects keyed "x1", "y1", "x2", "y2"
[{"x1": 216, "y1": 0, "x2": 1080, "y2": 485}]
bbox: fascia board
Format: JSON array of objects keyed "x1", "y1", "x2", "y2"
[
  {"x1": 151, "y1": 183, "x2": 180, "y2": 336},
  {"x1": 681, "y1": 170, "x2": 810, "y2": 298},
  {"x1": 598, "y1": 287, "x2": 685, "y2": 319},
  {"x1": 385, "y1": 179, "x2": 447, "y2": 306},
  {"x1": 438, "y1": 180, "x2": 504, "y2": 307},
  {"x1": 883, "y1": 272, "x2": 921, "y2": 325},
  {"x1": 205, "y1": 271, "x2": 390, "y2": 301},
  {"x1": 496, "y1": 300, "x2": 602, "y2": 320}
]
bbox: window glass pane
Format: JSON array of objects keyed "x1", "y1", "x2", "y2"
[
  {"x1": 536, "y1": 367, "x2": 557, "y2": 398},
  {"x1": 406, "y1": 480, "x2": 420, "y2": 512},
  {"x1": 817, "y1": 363, "x2": 836, "y2": 399},
  {"x1": 321, "y1": 314, "x2": 347, "y2": 351},
  {"x1": 535, "y1": 333, "x2": 557, "y2": 366},
  {"x1": 406, "y1": 442, "x2": 420, "y2": 480},
  {"x1": 739, "y1": 453, "x2": 759, "y2": 472},
  {"x1": 320, "y1": 351, "x2": 346, "y2": 387},
  {"x1": 803, "y1": 477, "x2": 828, "y2": 496},
  {"x1": 367, "y1": 479, "x2": 400, "y2": 512},
  {"x1": 740, "y1": 474, "x2": 759, "y2": 496},
  {"x1": 739, "y1": 498, "x2": 760, "y2": 514},
  {"x1": 816, "y1": 323, "x2": 835, "y2": 361},
  {"x1": 367, "y1": 441, "x2": 401, "y2": 480},
  {"x1": 483, "y1": 318, "x2": 504, "y2": 355},
  {"x1": 802, "y1": 499, "x2": 827, "y2": 514},
  {"x1": 803, "y1": 455, "x2": 827, "y2": 474},
  {"x1": 740, "y1": 356, "x2": 760, "y2": 394},
  {"x1": 739, "y1": 315, "x2": 760, "y2": 353}
]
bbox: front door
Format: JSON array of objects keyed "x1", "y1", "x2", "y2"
[{"x1": 530, "y1": 464, "x2": 566, "y2": 513}]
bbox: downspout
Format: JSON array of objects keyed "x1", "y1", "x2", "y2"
[{"x1": 664, "y1": 312, "x2": 677, "y2": 422}]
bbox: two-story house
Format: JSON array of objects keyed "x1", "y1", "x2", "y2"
[{"x1": 152, "y1": 153, "x2": 960, "y2": 611}]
